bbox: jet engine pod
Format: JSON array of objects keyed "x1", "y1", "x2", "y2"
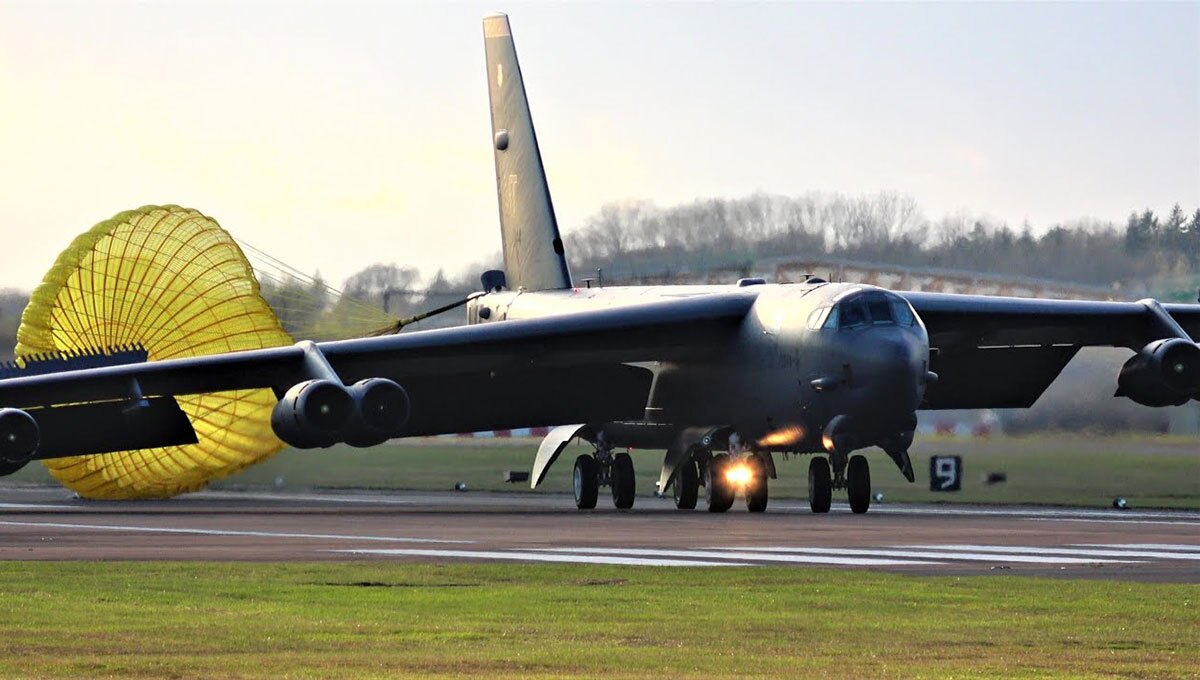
[
  {"x1": 270, "y1": 379, "x2": 355, "y2": 449},
  {"x1": 344, "y1": 378, "x2": 411, "y2": 448},
  {"x1": 1116, "y1": 338, "x2": 1200, "y2": 407},
  {"x1": 0, "y1": 408, "x2": 39, "y2": 470}
]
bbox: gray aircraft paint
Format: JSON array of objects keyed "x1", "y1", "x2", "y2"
[{"x1": 483, "y1": 13, "x2": 572, "y2": 292}]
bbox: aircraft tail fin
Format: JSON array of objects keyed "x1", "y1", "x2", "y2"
[{"x1": 483, "y1": 13, "x2": 572, "y2": 291}]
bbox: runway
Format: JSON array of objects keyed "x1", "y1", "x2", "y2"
[{"x1": 1, "y1": 486, "x2": 1197, "y2": 582}]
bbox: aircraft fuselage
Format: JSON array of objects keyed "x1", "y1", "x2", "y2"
[{"x1": 467, "y1": 281, "x2": 930, "y2": 454}]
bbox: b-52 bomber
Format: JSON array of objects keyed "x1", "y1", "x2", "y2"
[{"x1": 1, "y1": 13, "x2": 1198, "y2": 514}]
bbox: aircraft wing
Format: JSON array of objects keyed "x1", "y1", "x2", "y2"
[
  {"x1": 0, "y1": 292, "x2": 757, "y2": 455},
  {"x1": 904, "y1": 291, "x2": 1200, "y2": 409}
]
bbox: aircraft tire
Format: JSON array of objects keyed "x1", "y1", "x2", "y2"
[
  {"x1": 705, "y1": 453, "x2": 735, "y2": 513},
  {"x1": 573, "y1": 454, "x2": 599, "y2": 510},
  {"x1": 808, "y1": 457, "x2": 832, "y2": 513},
  {"x1": 611, "y1": 452, "x2": 636, "y2": 510},
  {"x1": 745, "y1": 455, "x2": 768, "y2": 513},
  {"x1": 847, "y1": 454, "x2": 871, "y2": 514},
  {"x1": 673, "y1": 458, "x2": 699, "y2": 510}
]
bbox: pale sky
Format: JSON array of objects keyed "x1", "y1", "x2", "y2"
[{"x1": 1, "y1": 1, "x2": 1197, "y2": 290}]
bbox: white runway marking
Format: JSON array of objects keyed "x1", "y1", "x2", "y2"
[
  {"x1": 534, "y1": 547, "x2": 942, "y2": 566},
  {"x1": 699, "y1": 546, "x2": 1136, "y2": 565},
  {"x1": 193, "y1": 491, "x2": 418, "y2": 505},
  {"x1": 1077, "y1": 543, "x2": 1200, "y2": 552},
  {"x1": 332, "y1": 548, "x2": 750, "y2": 567},
  {"x1": 0, "y1": 520, "x2": 471, "y2": 544},
  {"x1": 764, "y1": 501, "x2": 1200, "y2": 523},
  {"x1": 1025, "y1": 517, "x2": 1200, "y2": 527},
  {"x1": 897, "y1": 544, "x2": 1200, "y2": 560},
  {"x1": 0, "y1": 502, "x2": 77, "y2": 510}
]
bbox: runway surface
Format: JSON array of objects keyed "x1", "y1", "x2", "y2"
[{"x1": 1, "y1": 486, "x2": 1197, "y2": 582}]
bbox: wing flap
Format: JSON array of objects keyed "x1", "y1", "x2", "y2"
[
  {"x1": 29, "y1": 397, "x2": 198, "y2": 459},
  {"x1": 923, "y1": 346, "x2": 1080, "y2": 410}
]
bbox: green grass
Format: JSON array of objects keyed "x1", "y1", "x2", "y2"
[
  {"x1": 7, "y1": 434, "x2": 1199, "y2": 509},
  {"x1": 0, "y1": 562, "x2": 1195, "y2": 679}
]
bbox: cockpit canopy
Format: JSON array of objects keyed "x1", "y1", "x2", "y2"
[{"x1": 806, "y1": 291, "x2": 916, "y2": 331}]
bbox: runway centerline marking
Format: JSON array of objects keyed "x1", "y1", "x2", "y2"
[
  {"x1": 331, "y1": 549, "x2": 750, "y2": 567},
  {"x1": 192, "y1": 491, "x2": 418, "y2": 505},
  {"x1": 1077, "y1": 543, "x2": 1200, "y2": 552},
  {"x1": 698, "y1": 546, "x2": 1140, "y2": 564},
  {"x1": 0, "y1": 503, "x2": 77, "y2": 510},
  {"x1": 535, "y1": 547, "x2": 944, "y2": 567},
  {"x1": 895, "y1": 544, "x2": 1200, "y2": 560},
  {"x1": 1024, "y1": 517, "x2": 1200, "y2": 527},
  {"x1": 0, "y1": 520, "x2": 471, "y2": 544},
  {"x1": 767, "y1": 503, "x2": 1200, "y2": 521}
]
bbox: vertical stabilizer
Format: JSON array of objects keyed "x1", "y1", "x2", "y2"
[{"x1": 483, "y1": 13, "x2": 572, "y2": 291}]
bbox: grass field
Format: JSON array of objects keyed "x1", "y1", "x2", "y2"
[
  {"x1": 0, "y1": 562, "x2": 1196, "y2": 679},
  {"x1": 7, "y1": 434, "x2": 1199, "y2": 509}
]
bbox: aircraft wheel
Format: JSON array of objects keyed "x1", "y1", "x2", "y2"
[
  {"x1": 673, "y1": 458, "x2": 698, "y2": 510},
  {"x1": 808, "y1": 456, "x2": 832, "y2": 513},
  {"x1": 573, "y1": 454, "x2": 599, "y2": 510},
  {"x1": 705, "y1": 453, "x2": 735, "y2": 513},
  {"x1": 745, "y1": 455, "x2": 768, "y2": 513},
  {"x1": 611, "y1": 452, "x2": 636, "y2": 510},
  {"x1": 847, "y1": 454, "x2": 871, "y2": 514}
]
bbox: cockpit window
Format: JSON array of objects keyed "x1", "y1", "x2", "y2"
[
  {"x1": 840, "y1": 301, "x2": 868, "y2": 329},
  {"x1": 891, "y1": 298, "x2": 915, "y2": 326},
  {"x1": 821, "y1": 306, "x2": 839, "y2": 329},
  {"x1": 829, "y1": 292, "x2": 916, "y2": 330},
  {"x1": 812, "y1": 293, "x2": 916, "y2": 331},
  {"x1": 866, "y1": 297, "x2": 893, "y2": 325}
]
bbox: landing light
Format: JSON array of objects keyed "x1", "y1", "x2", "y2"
[{"x1": 725, "y1": 463, "x2": 753, "y2": 487}]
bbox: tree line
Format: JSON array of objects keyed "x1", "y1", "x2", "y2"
[{"x1": 565, "y1": 193, "x2": 1200, "y2": 294}]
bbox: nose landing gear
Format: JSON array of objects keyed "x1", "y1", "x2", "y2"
[
  {"x1": 807, "y1": 456, "x2": 832, "y2": 513},
  {"x1": 810, "y1": 450, "x2": 872, "y2": 514},
  {"x1": 846, "y1": 454, "x2": 871, "y2": 514}
]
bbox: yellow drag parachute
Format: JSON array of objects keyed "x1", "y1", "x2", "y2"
[{"x1": 17, "y1": 205, "x2": 294, "y2": 499}]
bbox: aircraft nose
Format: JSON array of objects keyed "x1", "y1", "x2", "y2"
[{"x1": 859, "y1": 332, "x2": 926, "y2": 413}]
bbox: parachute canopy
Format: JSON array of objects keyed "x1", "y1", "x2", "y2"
[{"x1": 17, "y1": 205, "x2": 293, "y2": 499}]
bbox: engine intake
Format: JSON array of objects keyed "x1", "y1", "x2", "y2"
[
  {"x1": 0, "y1": 408, "x2": 40, "y2": 469},
  {"x1": 344, "y1": 378, "x2": 411, "y2": 447},
  {"x1": 270, "y1": 379, "x2": 355, "y2": 448},
  {"x1": 1116, "y1": 338, "x2": 1200, "y2": 407}
]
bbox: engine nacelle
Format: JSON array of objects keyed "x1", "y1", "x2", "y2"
[
  {"x1": 0, "y1": 408, "x2": 39, "y2": 470},
  {"x1": 344, "y1": 378, "x2": 410, "y2": 447},
  {"x1": 270, "y1": 379, "x2": 355, "y2": 449},
  {"x1": 1116, "y1": 338, "x2": 1200, "y2": 407}
]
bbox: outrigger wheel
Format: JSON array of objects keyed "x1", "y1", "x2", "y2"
[
  {"x1": 573, "y1": 454, "x2": 599, "y2": 509},
  {"x1": 808, "y1": 456, "x2": 832, "y2": 513}
]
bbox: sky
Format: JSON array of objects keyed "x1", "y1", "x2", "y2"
[{"x1": 1, "y1": 1, "x2": 1197, "y2": 290}]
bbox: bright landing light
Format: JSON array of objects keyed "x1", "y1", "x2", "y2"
[{"x1": 725, "y1": 463, "x2": 753, "y2": 486}]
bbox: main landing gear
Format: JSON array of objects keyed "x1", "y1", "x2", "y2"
[
  {"x1": 673, "y1": 447, "x2": 770, "y2": 513},
  {"x1": 808, "y1": 451, "x2": 872, "y2": 514},
  {"x1": 573, "y1": 446, "x2": 636, "y2": 510}
]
